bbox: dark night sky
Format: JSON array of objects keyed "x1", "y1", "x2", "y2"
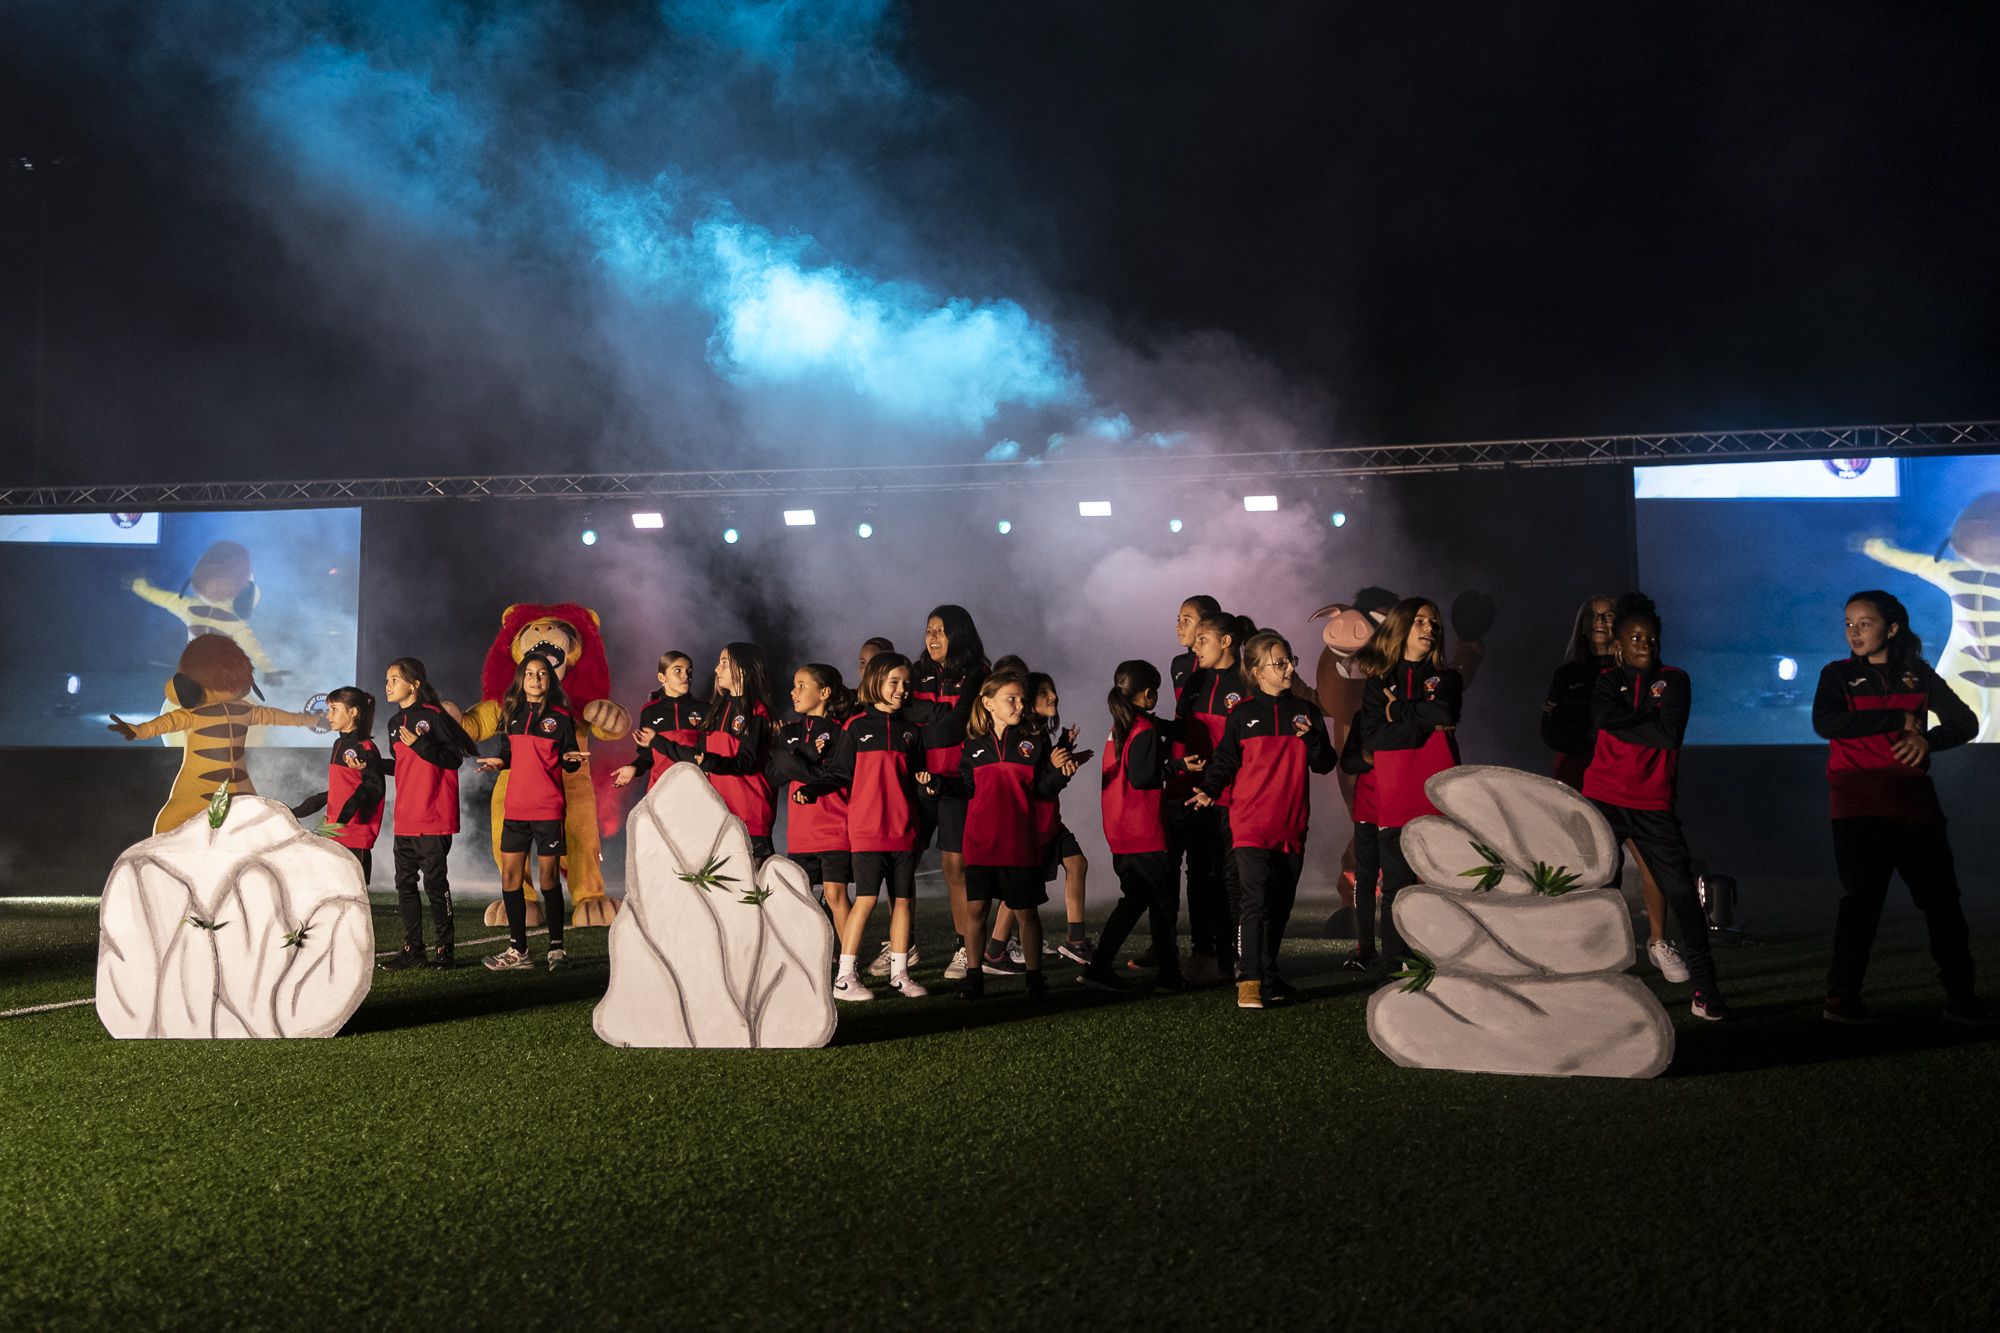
[{"x1": 3, "y1": 1, "x2": 1997, "y2": 484}]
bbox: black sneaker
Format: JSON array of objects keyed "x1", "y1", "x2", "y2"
[
  {"x1": 1690, "y1": 989, "x2": 1731, "y2": 1021},
  {"x1": 1822, "y1": 993, "x2": 1876, "y2": 1025},
  {"x1": 1944, "y1": 997, "x2": 2000, "y2": 1027},
  {"x1": 1342, "y1": 951, "x2": 1379, "y2": 973},
  {"x1": 980, "y1": 952, "x2": 1025, "y2": 977},
  {"x1": 1265, "y1": 976, "x2": 1299, "y2": 1005},
  {"x1": 378, "y1": 946, "x2": 425, "y2": 972},
  {"x1": 1078, "y1": 968, "x2": 1133, "y2": 993},
  {"x1": 428, "y1": 948, "x2": 456, "y2": 970}
]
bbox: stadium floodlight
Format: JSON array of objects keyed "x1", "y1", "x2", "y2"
[
  {"x1": 784, "y1": 509, "x2": 816, "y2": 526},
  {"x1": 631, "y1": 512, "x2": 664, "y2": 529},
  {"x1": 1078, "y1": 500, "x2": 1113, "y2": 517},
  {"x1": 1243, "y1": 495, "x2": 1278, "y2": 512}
]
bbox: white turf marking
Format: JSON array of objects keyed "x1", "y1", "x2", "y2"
[{"x1": 0, "y1": 928, "x2": 551, "y2": 1022}]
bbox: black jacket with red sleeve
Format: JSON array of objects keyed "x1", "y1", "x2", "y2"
[
  {"x1": 627, "y1": 694, "x2": 709, "y2": 788},
  {"x1": 799, "y1": 708, "x2": 928, "y2": 852},
  {"x1": 383, "y1": 701, "x2": 472, "y2": 836},
  {"x1": 770, "y1": 713, "x2": 851, "y2": 853},
  {"x1": 1356, "y1": 662, "x2": 1463, "y2": 828},
  {"x1": 1174, "y1": 664, "x2": 1250, "y2": 802},
  {"x1": 1170, "y1": 649, "x2": 1198, "y2": 703},
  {"x1": 1198, "y1": 690, "x2": 1336, "y2": 851},
  {"x1": 1101, "y1": 711, "x2": 1193, "y2": 855},
  {"x1": 942, "y1": 723, "x2": 1071, "y2": 867},
  {"x1": 327, "y1": 734, "x2": 385, "y2": 850},
  {"x1": 1812, "y1": 655, "x2": 1975, "y2": 822},
  {"x1": 659, "y1": 695, "x2": 776, "y2": 836},
  {"x1": 1582, "y1": 664, "x2": 1687, "y2": 812},
  {"x1": 495, "y1": 701, "x2": 581, "y2": 821},
  {"x1": 1542, "y1": 654, "x2": 1613, "y2": 788},
  {"x1": 908, "y1": 659, "x2": 984, "y2": 782}
]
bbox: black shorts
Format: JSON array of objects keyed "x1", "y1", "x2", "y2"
[
  {"x1": 965, "y1": 864, "x2": 1047, "y2": 911},
  {"x1": 792, "y1": 849, "x2": 853, "y2": 886},
  {"x1": 918, "y1": 792, "x2": 969, "y2": 855},
  {"x1": 500, "y1": 818, "x2": 565, "y2": 856},
  {"x1": 852, "y1": 850, "x2": 917, "y2": 901},
  {"x1": 1040, "y1": 825, "x2": 1084, "y2": 882}
]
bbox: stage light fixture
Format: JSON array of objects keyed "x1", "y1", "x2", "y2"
[
  {"x1": 784, "y1": 509, "x2": 816, "y2": 527},
  {"x1": 1776, "y1": 656, "x2": 1799, "y2": 682},
  {"x1": 1078, "y1": 500, "x2": 1112, "y2": 517},
  {"x1": 580, "y1": 529, "x2": 598, "y2": 546},
  {"x1": 632, "y1": 512, "x2": 664, "y2": 529},
  {"x1": 65, "y1": 674, "x2": 80, "y2": 696},
  {"x1": 1169, "y1": 518, "x2": 1184, "y2": 533},
  {"x1": 1243, "y1": 495, "x2": 1278, "y2": 512},
  {"x1": 1330, "y1": 511, "x2": 1347, "y2": 527},
  {"x1": 723, "y1": 527, "x2": 740, "y2": 545},
  {"x1": 857, "y1": 523, "x2": 874, "y2": 539},
  {"x1": 996, "y1": 520, "x2": 1012, "y2": 535}
]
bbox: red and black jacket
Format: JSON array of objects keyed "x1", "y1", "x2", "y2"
[
  {"x1": 769, "y1": 713, "x2": 850, "y2": 853},
  {"x1": 942, "y1": 723, "x2": 1071, "y2": 868},
  {"x1": 627, "y1": 694, "x2": 709, "y2": 789},
  {"x1": 1174, "y1": 664, "x2": 1250, "y2": 804},
  {"x1": 1812, "y1": 655, "x2": 1975, "y2": 823},
  {"x1": 1101, "y1": 711, "x2": 1192, "y2": 855},
  {"x1": 1582, "y1": 664, "x2": 1687, "y2": 812},
  {"x1": 326, "y1": 734, "x2": 385, "y2": 850},
  {"x1": 1199, "y1": 690, "x2": 1337, "y2": 851},
  {"x1": 383, "y1": 702, "x2": 470, "y2": 836},
  {"x1": 495, "y1": 701, "x2": 582, "y2": 821},
  {"x1": 800, "y1": 709, "x2": 929, "y2": 853},
  {"x1": 1542, "y1": 654, "x2": 1613, "y2": 790},
  {"x1": 908, "y1": 659, "x2": 983, "y2": 788},
  {"x1": 661, "y1": 695, "x2": 775, "y2": 836},
  {"x1": 1356, "y1": 662, "x2": 1463, "y2": 829},
  {"x1": 1170, "y1": 649, "x2": 1198, "y2": 703}
]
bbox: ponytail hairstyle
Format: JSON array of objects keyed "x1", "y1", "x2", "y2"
[
  {"x1": 1107, "y1": 659, "x2": 1163, "y2": 753},
  {"x1": 326, "y1": 685, "x2": 376, "y2": 739},
  {"x1": 1193, "y1": 610, "x2": 1241, "y2": 666},
  {"x1": 1239, "y1": 631, "x2": 1295, "y2": 693},
  {"x1": 1565, "y1": 596, "x2": 1616, "y2": 665},
  {"x1": 649, "y1": 649, "x2": 693, "y2": 701},
  {"x1": 1355, "y1": 598, "x2": 1447, "y2": 677},
  {"x1": 707, "y1": 641, "x2": 773, "y2": 730},
  {"x1": 1845, "y1": 589, "x2": 1924, "y2": 668},
  {"x1": 858, "y1": 651, "x2": 912, "y2": 707},
  {"x1": 795, "y1": 662, "x2": 855, "y2": 719},
  {"x1": 923, "y1": 604, "x2": 990, "y2": 681},
  {"x1": 387, "y1": 656, "x2": 444, "y2": 710},
  {"x1": 967, "y1": 669, "x2": 1027, "y2": 739},
  {"x1": 501, "y1": 652, "x2": 569, "y2": 728}
]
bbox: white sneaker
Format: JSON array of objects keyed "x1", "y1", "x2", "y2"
[
  {"x1": 943, "y1": 947, "x2": 970, "y2": 980},
  {"x1": 867, "y1": 941, "x2": 917, "y2": 977},
  {"x1": 546, "y1": 947, "x2": 569, "y2": 971},
  {"x1": 1008, "y1": 939, "x2": 1026, "y2": 964},
  {"x1": 483, "y1": 946, "x2": 533, "y2": 971},
  {"x1": 889, "y1": 974, "x2": 929, "y2": 998},
  {"x1": 1648, "y1": 939, "x2": 1691, "y2": 983},
  {"x1": 832, "y1": 973, "x2": 875, "y2": 1003}
]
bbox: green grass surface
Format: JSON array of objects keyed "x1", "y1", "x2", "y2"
[{"x1": 3, "y1": 894, "x2": 1997, "y2": 1330}]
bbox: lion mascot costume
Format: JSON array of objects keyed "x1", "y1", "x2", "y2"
[
  {"x1": 456, "y1": 604, "x2": 630, "y2": 927},
  {"x1": 109, "y1": 635, "x2": 323, "y2": 833}
]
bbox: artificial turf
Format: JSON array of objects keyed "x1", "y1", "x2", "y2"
[{"x1": 2, "y1": 893, "x2": 1997, "y2": 1331}]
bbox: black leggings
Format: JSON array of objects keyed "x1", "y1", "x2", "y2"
[
  {"x1": 1375, "y1": 826, "x2": 1418, "y2": 962},
  {"x1": 1350, "y1": 821, "x2": 1381, "y2": 958},
  {"x1": 1234, "y1": 847, "x2": 1302, "y2": 983},
  {"x1": 1828, "y1": 817, "x2": 1975, "y2": 1001},
  {"x1": 1097, "y1": 851, "x2": 1181, "y2": 976},
  {"x1": 1592, "y1": 801, "x2": 1717, "y2": 992},
  {"x1": 1173, "y1": 803, "x2": 1230, "y2": 957}
]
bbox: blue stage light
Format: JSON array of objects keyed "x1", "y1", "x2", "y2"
[
  {"x1": 580, "y1": 529, "x2": 598, "y2": 546},
  {"x1": 857, "y1": 523, "x2": 874, "y2": 539},
  {"x1": 1330, "y1": 511, "x2": 1347, "y2": 528},
  {"x1": 996, "y1": 520, "x2": 1012, "y2": 535},
  {"x1": 1169, "y1": 518, "x2": 1183, "y2": 533},
  {"x1": 723, "y1": 527, "x2": 740, "y2": 544}
]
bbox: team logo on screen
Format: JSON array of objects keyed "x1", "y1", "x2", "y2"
[
  {"x1": 1824, "y1": 458, "x2": 1873, "y2": 480},
  {"x1": 541, "y1": 717, "x2": 559, "y2": 734}
]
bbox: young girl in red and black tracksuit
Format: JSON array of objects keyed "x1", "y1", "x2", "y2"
[
  {"x1": 983, "y1": 672, "x2": 1095, "y2": 972},
  {"x1": 1354, "y1": 598, "x2": 1462, "y2": 968},
  {"x1": 1131, "y1": 594, "x2": 1221, "y2": 975},
  {"x1": 942, "y1": 670, "x2": 1075, "y2": 1000},
  {"x1": 770, "y1": 663, "x2": 857, "y2": 933},
  {"x1": 1084, "y1": 660, "x2": 1201, "y2": 992},
  {"x1": 1813, "y1": 590, "x2": 1990, "y2": 1025},
  {"x1": 658, "y1": 642, "x2": 778, "y2": 861},
  {"x1": 475, "y1": 653, "x2": 585, "y2": 972},
  {"x1": 797, "y1": 652, "x2": 936, "y2": 1001},
  {"x1": 378, "y1": 657, "x2": 473, "y2": 969},
  {"x1": 1541, "y1": 596, "x2": 1617, "y2": 790},
  {"x1": 1174, "y1": 610, "x2": 1255, "y2": 981},
  {"x1": 290, "y1": 686, "x2": 385, "y2": 880},
  {"x1": 611, "y1": 650, "x2": 708, "y2": 793},
  {"x1": 1190, "y1": 633, "x2": 1337, "y2": 1008},
  {"x1": 1582, "y1": 592, "x2": 1728, "y2": 1020},
  {"x1": 909, "y1": 604, "x2": 990, "y2": 980}
]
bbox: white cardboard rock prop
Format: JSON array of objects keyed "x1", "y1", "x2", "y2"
[
  {"x1": 595, "y1": 763, "x2": 837, "y2": 1049},
  {"x1": 97, "y1": 795, "x2": 374, "y2": 1039},
  {"x1": 1367, "y1": 766, "x2": 1674, "y2": 1079}
]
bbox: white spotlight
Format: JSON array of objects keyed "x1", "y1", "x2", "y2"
[
  {"x1": 580, "y1": 529, "x2": 598, "y2": 546},
  {"x1": 1078, "y1": 500, "x2": 1113, "y2": 518},
  {"x1": 1777, "y1": 656, "x2": 1799, "y2": 682},
  {"x1": 723, "y1": 528, "x2": 740, "y2": 545},
  {"x1": 1330, "y1": 511, "x2": 1347, "y2": 528},
  {"x1": 1169, "y1": 518, "x2": 1183, "y2": 534},
  {"x1": 857, "y1": 523, "x2": 874, "y2": 539},
  {"x1": 1243, "y1": 495, "x2": 1278, "y2": 512},
  {"x1": 784, "y1": 509, "x2": 816, "y2": 527},
  {"x1": 631, "y1": 512, "x2": 664, "y2": 530},
  {"x1": 996, "y1": 520, "x2": 1012, "y2": 535}
]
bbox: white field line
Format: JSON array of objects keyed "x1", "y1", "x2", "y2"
[{"x1": 0, "y1": 929, "x2": 549, "y2": 1022}]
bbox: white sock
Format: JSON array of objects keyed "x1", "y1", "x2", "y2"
[
  {"x1": 838, "y1": 953, "x2": 857, "y2": 980},
  {"x1": 890, "y1": 951, "x2": 909, "y2": 981}
]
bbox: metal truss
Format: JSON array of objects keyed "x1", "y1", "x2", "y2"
[{"x1": 4, "y1": 419, "x2": 1997, "y2": 512}]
